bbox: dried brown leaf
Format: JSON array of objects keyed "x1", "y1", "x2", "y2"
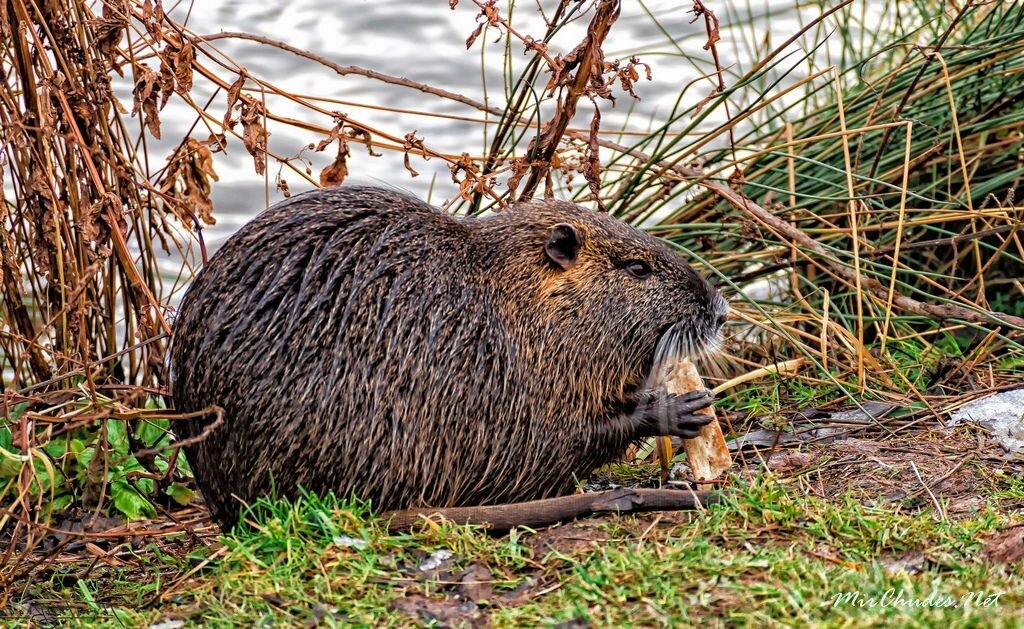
[
  {"x1": 450, "y1": 152, "x2": 482, "y2": 201},
  {"x1": 346, "y1": 126, "x2": 382, "y2": 157},
  {"x1": 583, "y1": 107, "x2": 603, "y2": 210},
  {"x1": 692, "y1": 86, "x2": 722, "y2": 118},
  {"x1": 315, "y1": 129, "x2": 338, "y2": 152},
  {"x1": 402, "y1": 131, "x2": 425, "y2": 177},
  {"x1": 160, "y1": 138, "x2": 219, "y2": 227},
  {"x1": 192, "y1": 140, "x2": 219, "y2": 183},
  {"x1": 523, "y1": 35, "x2": 547, "y2": 57},
  {"x1": 0, "y1": 1, "x2": 9, "y2": 39},
  {"x1": 204, "y1": 133, "x2": 227, "y2": 153},
  {"x1": 110, "y1": 92, "x2": 128, "y2": 115},
  {"x1": 174, "y1": 43, "x2": 195, "y2": 94},
  {"x1": 131, "y1": 64, "x2": 162, "y2": 139},
  {"x1": 319, "y1": 143, "x2": 350, "y2": 187},
  {"x1": 93, "y1": 4, "x2": 127, "y2": 75},
  {"x1": 223, "y1": 74, "x2": 245, "y2": 129},
  {"x1": 505, "y1": 156, "x2": 528, "y2": 199},
  {"x1": 68, "y1": 93, "x2": 94, "y2": 128},
  {"x1": 466, "y1": 22, "x2": 484, "y2": 49},
  {"x1": 691, "y1": 0, "x2": 721, "y2": 50},
  {"x1": 158, "y1": 54, "x2": 175, "y2": 110},
  {"x1": 78, "y1": 203, "x2": 102, "y2": 251},
  {"x1": 239, "y1": 97, "x2": 269, "y2": 175},
  {"x1": 601, "y1": 56, "x2": 650, "y2": 101},
  {"x1": 141, "y1": 0, "x2": 164, "y2": 39}
]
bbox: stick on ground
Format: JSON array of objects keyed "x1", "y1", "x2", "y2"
[{"x1": 382, "y1": 487, "x2": 720, "y2": 532}]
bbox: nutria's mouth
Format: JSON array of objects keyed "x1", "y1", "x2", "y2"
[
  {"x1": 651, "y1": 294, "x2": 730, "y2": 370},
  {"x1": 651, "y1": 321, "x2": 719, "y2": 368}
]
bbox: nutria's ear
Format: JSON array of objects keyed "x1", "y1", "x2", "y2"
[{"x1": 544, "y1": 223, "x2": 580, "y2": 270}]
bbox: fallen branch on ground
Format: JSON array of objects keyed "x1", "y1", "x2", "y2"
[{"x1": 382, "y1": 488, "x2": 721, "y2": 532}]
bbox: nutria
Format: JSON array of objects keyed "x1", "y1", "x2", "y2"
[{"x1": 170, "y1": 185, "x2": 728, "y2": 530}]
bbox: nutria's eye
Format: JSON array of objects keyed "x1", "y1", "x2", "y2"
[{"x1": 623, "y1": 260, "x2": 652, "y2": 280}]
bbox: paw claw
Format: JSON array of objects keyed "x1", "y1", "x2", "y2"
[
  {"x1": 680, "y1": 388, "x2": 713, "y2": 402},
  {"x1": 632, "y1": 388, "x2": 716, "y2": 438}
]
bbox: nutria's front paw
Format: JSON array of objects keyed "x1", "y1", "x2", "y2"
[{"x1": 633, "y1": 389, "x2": 715, "y2": 438}]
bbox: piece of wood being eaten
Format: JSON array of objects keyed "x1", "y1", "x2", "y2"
[{"x1": 654, "y1": 357, "x2": 731, "y2": 490}]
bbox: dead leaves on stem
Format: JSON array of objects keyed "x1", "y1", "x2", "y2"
[
  {"x1": 131, "y1": 25, "x2": 196, "y2": 140},
  {"x1": 520, "y1": 0, "x2": 623, "y2": 200},
  {"x1": 131, "y1": 0, "x2": 656, "y2": 211},
  {"x1": 159, "y1": 138, "x2": 220, "y2": 228},
  {"x1": 128, "y1": 0, "x2": 659, "y2": 212},
  {"x1": 460, "y1": 0, "x2": 652, "y2": 203},
  {"x1": 131, "y1": 64, "x2": 162, "y2": 139},
  {"x1": 238, "y1": 97, "x2": 270, "y2": 176},
  {"x1": 313, "y1": 116, "x2": 383, "y2": 187},
  {"x1": 159, "y1": 35, "x2": 195, "y2": 108}
]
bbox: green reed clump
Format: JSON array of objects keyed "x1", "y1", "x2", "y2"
[{"x1": 575, "y1": 1, "x2": 1024, "y2": 394}]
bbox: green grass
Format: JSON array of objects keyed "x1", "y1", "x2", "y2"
[
  {"x1": 14, "y1": 477, "x2": 1023, "y2": 628},
  {"x1": 4, "y1": 2, "x2": 1024, "y2": 626}
]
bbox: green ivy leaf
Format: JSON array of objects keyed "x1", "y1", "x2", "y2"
[
  {"x1": 0, "y1": 451, "x2": 22, "y2": 480},
  {"x1": 76, "y1": 446, "x2": 96, "y2": 477},
  {"x1": 166, "y1": 484, "x2": 196, "y2": 506},
  {"x1": 3, "y1": 402, "x2": 29, "y2": 423},
  {"x1": 105, "y1": 420, "x2": 129, "y2": 455},
  {"x1": 137, "y1": 477, "x2": 154, "y2": 495},
  {"x1": 48, "y1": 493, "x2": 74, "y2": 514},
  {"x1": 43, "y1": 437, "x2": 68, "y2": 458},
  {"x1": 110, "y1": 481, "x2": 155, "y2": 520},
  {"x1": 135, "y1": 418, "x2": 170, "y2": 446}
]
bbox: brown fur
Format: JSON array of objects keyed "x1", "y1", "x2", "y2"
[{"x1": 170, "y1": 185, "x2": 727, "y2": 529}]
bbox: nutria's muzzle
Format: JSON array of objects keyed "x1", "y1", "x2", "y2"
[{"x1": 652, "y1": 290, "x2": 729, "y2": 371}]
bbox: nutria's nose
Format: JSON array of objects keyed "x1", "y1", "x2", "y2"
[{"x1": 710, "y1": 287, "x2": 730, "y2": 330}]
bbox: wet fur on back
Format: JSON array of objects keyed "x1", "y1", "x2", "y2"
[{"x1": 171, "y1": 185, "x2": 726, "y2": 528}]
